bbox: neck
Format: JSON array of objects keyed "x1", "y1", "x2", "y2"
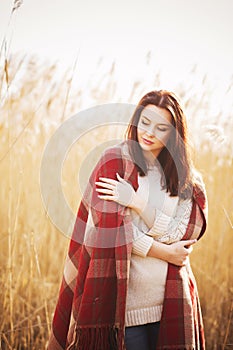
[{"x1": 142, "y1": 150, "x2": 159, "y2": 167}]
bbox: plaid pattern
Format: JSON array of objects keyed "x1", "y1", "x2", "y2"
[
  {"x1": 47, "y1": 140, "x2": 207, "y2": 350},
  {"x1": 157, "y1": 178, "x2": 207, "y2": 350}
]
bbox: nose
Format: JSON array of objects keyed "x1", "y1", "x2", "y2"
[{"x1": 145, "y1": 125, "x2": 155, "y2": 137}]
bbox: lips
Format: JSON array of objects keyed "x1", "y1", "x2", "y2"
[{"x1": 142, "y1": 137, "x2": 154, "y2": 145}]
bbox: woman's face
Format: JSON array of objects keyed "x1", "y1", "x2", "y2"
[{"x1": 137, "y1": 104, "x2": 173, "y2": 158}]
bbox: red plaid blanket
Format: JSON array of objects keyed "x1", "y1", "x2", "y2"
[{"x1": 47, "y1": 140, "x2": 208, "y2": 350}]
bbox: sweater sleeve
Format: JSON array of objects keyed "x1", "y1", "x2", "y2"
[
  {"x1": 129, "y1": 197, "x2": 196, "y2": 257},
  {"x1": 131, "y1": 223, "x2": 154, "y2": 257},
  {"x1": 147, "y1": 198, "x2": 193, "y2": 244}
]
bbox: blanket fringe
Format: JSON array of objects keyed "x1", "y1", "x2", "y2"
[{"x1": 67, "y1": 325, "x2": 120, "y2": 350}]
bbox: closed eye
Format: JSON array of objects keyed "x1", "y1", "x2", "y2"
[
  {"x1": 157, "y1": 125, "x2": 170, "y2": 132},
  {"x1": 141, "y1": 119, "x2": 150, "y2": 125},
  {"x1": 140, "y1": 116, "x2": 151, "y2": 125}
]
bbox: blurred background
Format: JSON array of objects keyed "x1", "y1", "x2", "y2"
[{"x1": 0, "y1": 0, "x2": 232, "y2": 349}]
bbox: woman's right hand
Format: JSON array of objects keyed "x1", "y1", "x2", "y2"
[
  {"x1": 147, "y1": 239, "x2": 197, "y2": 267},
  {"x1": 166, "y1": 240, "x2": 196, "y2": 266}
]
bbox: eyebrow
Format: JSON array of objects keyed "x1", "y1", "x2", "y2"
[{"x1": 141, "y1": 115, "x2": 171, "y2": 126}]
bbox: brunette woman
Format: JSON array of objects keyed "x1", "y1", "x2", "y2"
[{"x1": 48, "y1": 90, "x2": 208, "y2": 350}]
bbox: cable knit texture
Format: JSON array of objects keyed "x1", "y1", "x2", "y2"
[{"x1": 125, "y1": 164, "x2": 193, "y2": 327}]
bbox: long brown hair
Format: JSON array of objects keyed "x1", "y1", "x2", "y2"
[{"x1": 125, "y1": 90, "x2": 194, "y2": 198}]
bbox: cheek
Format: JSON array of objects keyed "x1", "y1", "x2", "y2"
[{"x1": 156, "y1": 131, "x2": 171, "y2": 144}]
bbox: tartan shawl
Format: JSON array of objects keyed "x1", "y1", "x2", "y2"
[{"x1": 47, "y1": 140, "x2": 208, "y2": 350}]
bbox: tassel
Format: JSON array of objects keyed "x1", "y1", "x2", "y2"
[{"x1": 67, "y1": 325, "x2": 120, "y2": 350}]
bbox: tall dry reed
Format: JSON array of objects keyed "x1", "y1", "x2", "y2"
[{"x1": 0, "y1": 49, "x2": 232, "y2": 350}]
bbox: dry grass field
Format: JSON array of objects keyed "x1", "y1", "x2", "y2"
[{"x1": 0, "y1": 49, "x2": 232, "y2": 349}]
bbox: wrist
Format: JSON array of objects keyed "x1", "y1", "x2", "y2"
[
  {"x1": 130, "y1": 193, "x2": 147, "y2": 212},
  {"x1": 158, "y1": 241, "x2": 171, "y2": 262},
  {"x1": 148, "y1": 240, "x2": 170, "y2": 262}
]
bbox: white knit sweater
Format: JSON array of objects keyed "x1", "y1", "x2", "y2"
[{"x1": 125, "y1": 164, "x2": 194, "y2": 327}]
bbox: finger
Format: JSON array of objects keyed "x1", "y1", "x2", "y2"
[
  {"x1": 95, "y1": 181, "x2": 115, "y2": 190},
  {"x1": 116, "y1": 173, "x2": 127, "y2": 183},
  {"x1": 116, "y1": 173, "x2": 122, "y2": 180},
  {"x1": 186, "y1": 246, "x2": 193, "y2": 254},
  {"x1": 97, "y1": 195, "x2": 118, "y2": 201},
  {"x1": 183, "y1": 239, "x2": 197, "y2": 248},
  {"x1": 98, "y1": 177, "x2": 118, "y2": 185},
  {"x1": 96, "y1": 188, "x2": 115, "y2": 195}
]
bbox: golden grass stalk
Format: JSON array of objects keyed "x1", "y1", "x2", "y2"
[{"x1": 0, "y1": 52, "x2": 232, "y2": 349}]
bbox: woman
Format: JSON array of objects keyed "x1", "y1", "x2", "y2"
[{"x1": 48, "y1": 90, "x2": 208, "y2": 350}]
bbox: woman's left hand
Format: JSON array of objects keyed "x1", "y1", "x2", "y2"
[{"x1": 95, "y1": 173, "x2": 136, "y2": 208}]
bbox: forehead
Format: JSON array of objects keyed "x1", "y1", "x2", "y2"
[{"x1": 140, "y1": 104, "x2": 172, "y2": 124}]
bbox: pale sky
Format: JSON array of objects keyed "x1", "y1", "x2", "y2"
[{"x1": 1, "y1": 0, "x2": 233, "y2": 93}]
